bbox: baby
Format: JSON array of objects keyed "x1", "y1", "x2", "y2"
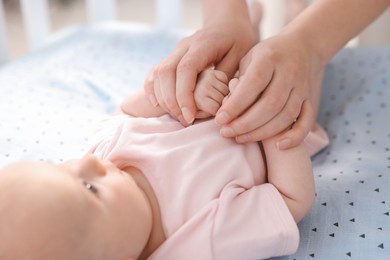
[
  {"x1": 0, "y1": 66, "x2": 329, "y2": 259},
  {"x1": 0, "y1": 2, "x2": 330, "y2": 259}
]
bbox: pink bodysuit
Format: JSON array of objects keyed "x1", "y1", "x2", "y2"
[{"x1": 89, "y1": 115, "x2": 329, "y2": 260}]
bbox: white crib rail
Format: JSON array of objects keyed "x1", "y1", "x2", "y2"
[
  {"x1": 0, "y1": 0, "x2": 389, "y2": 66},
  {"x1": 0, "y1": 0, "x2": 9, "y2": 64},
  {"x1": 86, "y1": 0, "x2": 117, "y2": 23},
  {"x1": 156, "y1": 0, "x2": 182, "y2": 29},
  {"x1": 0, "y1": 0, "x2": 184, "y2": 65},
  {"x1": 20, "y1": 0, "x2": 51, "y2": 51}
]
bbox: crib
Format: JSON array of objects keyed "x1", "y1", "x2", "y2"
[{"x1": 0, "y1": 0, "x2": 389, "y2": 259}]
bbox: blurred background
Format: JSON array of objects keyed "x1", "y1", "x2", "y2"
[
  {"x1": 2, "y1": 0, "x2": 202, "y2": 59},
  {"x1": 1, "y1": 0, "x2": 390, "y2": 60}
]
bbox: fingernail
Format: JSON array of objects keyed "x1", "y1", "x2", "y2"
[
  {"x1": 222, "y1": 96, "x2": 228, "y2": 104},
  {"x1": 229, "y1": 78, "x2": 239, "y2": 92},
  {"x1": 215, "y1": 111, "x2": 230, "y2": 125},
  {"x1": 220, "y1": 127, "x2": 235, "y2": 137},
  {"x1": 236, "y1": 134, "x2": 252, "y2": 143},
  {"x1": 277, "y1": 138, "x2": 291, "y2": 150},
  {"x1": 181, "y1": 107, "x2": 194, "y2": 124},
  {"x1": 149, "y1": 94, "x2": 158, "y2": 107},
  {"x1": 177, "y1": 115, "x2": 188, "y2": 126}
]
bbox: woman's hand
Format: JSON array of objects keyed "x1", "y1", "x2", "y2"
[
  {"x1": 144, "y1": 0, "x2": 254, "y2": 125},
  {"x1": 215, "y1": 31, "x2": 324, "y2": 149}
]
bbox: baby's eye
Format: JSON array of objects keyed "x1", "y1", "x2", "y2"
[{"x1": 83, "y1": 181, "x2": 98, "y2": 195}]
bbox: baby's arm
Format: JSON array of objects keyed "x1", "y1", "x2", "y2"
[
  {"x1": 118, "y1": 89, "x2": 166, "y2": 118},
  {"x1": 262, "y1": 131, "x2": 315, "y2": 223},
  {"x1": 119, "y1": 69, "x2": 229, "y2": 120}
]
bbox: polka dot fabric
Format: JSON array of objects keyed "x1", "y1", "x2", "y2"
[
  {"x1": 0, "y1": 23, "x2": 389, "y2": 259},
  {"x1": 275, "y1": 47, "x2": 390, "y2": 260},
  {"x1": 0, "y1": 23, "x2": 181, "y2": 165}
]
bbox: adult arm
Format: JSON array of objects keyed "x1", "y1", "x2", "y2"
[
  {"x1": 216, "y1": 0, "x2": 390, "y2": 149},
  {"x1": 293, "y1": 0, "x2": 390, "y2": 65}
]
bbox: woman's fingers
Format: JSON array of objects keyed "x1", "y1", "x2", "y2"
[
  {"x1": 223, "y1": 73, "x2": 295, "y2": 137},
  {"x1": 230, "y1": 97, "x2": 313, "y2": 151},
  {"x1": 175, "y1": 40, "x2": 234, "y2": 124},
  {"x1": 276, "y1": 100, "x2": 314, "y2": 150},
  {"x1": 225, "y1": 92, "x2": 300, "y2": 140},
  {"x1": 213, "y1": 33, "x2": 318, "y2": 147},
  {"x1": 218, "y1": 74, "x2": 313, "y2": 147},
  {"x1": 232, "y1": 89, "x2": 304, "y2": 142},
  {"x1": 214, "y1": 45, "x2": 245, "y2": 80},
  {"x1": 144, "y1": 66, "x2": 158, "y2": 107},
  {"x1": 144, "y1": 13, "x2": 255, "y2": 126},
  {"x1": 152, "y1": 42, "x2": 189, "y2": 116},
  {"x1": 215, "y1": 54, "x2": 275, "y2": 126},
  {"x1": 156, "y1": 60, "x2": 181, "y2": 119}
]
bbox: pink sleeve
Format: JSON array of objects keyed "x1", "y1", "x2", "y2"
[{"x1": 212, "y1": 183, "x2": 299, "y2": 259}]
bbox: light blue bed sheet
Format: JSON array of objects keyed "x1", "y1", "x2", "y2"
[{"x1": 0, "y1": 22, "x2": 388, "y2": 259}]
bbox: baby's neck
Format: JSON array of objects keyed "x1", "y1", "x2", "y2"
[{"x1": 123, "y1": 166, "x2": 166, "y2": 259}]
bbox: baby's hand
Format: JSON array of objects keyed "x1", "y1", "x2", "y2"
[{"x1": 194, "y1": 69, "x2": 229, "y2": 119}]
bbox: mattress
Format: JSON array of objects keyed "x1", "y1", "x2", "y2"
[{"x1": 0, "y1": 22, "x2": 388, "y2": 260}]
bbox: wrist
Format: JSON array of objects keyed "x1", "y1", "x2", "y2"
[
  {"x1": 280, "y1": 20, "x2": 330, "y2": 70},
  {"x1": 202, "y1": 0, "x2": 250, "y2": 27},
  {"x1": 280, "y1": 0, "x2": 390, "y2": 66}
]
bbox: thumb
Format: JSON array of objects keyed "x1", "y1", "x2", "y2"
[{"x1": 214, "y1": 50, "x2": 241, "y2": 80}]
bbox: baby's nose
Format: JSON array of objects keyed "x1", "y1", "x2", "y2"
[{"x1": 78, "y1": 155, "x2": 107, "y2": 178}]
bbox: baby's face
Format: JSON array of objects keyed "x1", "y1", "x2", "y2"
[{"x1": 0, "y1": 155, "x2": 152, "y2": 259}]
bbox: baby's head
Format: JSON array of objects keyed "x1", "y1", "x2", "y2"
[{"x1": 0, "y1": 156, "x2": 153, "y2": 260}]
